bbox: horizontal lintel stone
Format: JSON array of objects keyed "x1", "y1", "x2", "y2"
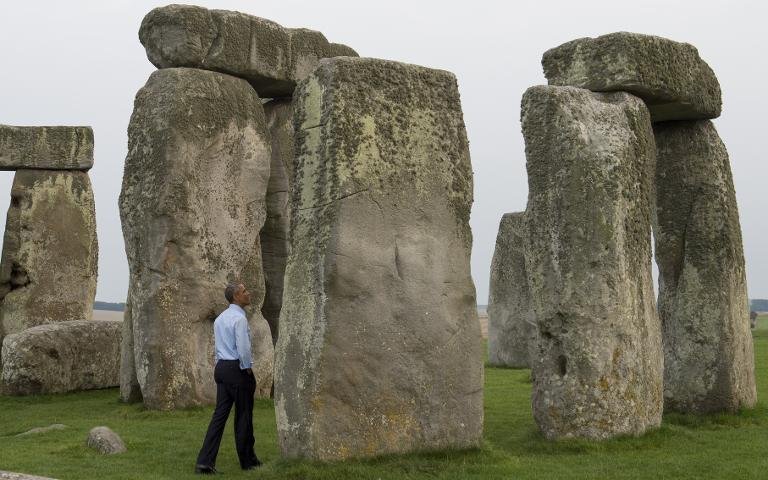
[
  {"x1": 139, "y1": 4, "x2": 358, "y2": 98},
  {"x1": 542, "y1": 32, "x2": 721, "y2": 122},
  {"x1": 0, "y1": 125, "x2": 94, "y2": 171}
]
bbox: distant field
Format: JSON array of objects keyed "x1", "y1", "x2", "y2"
[
  {"x1": 91, "y1": 310, "x2": 124, "y2": 322},
  {"x1": 478, "y1": 310, "x2": 488, "y2": 339},
  {"x1": 93, "y1": 301, "x2": 126, "y2": 312}
]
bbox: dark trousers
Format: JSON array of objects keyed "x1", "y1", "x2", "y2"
[{"x1": 196, "y1": 360, "x2": 258, "y2": 469}]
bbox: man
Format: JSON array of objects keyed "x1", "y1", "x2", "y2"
[{"x1": 195, "y1": 283, "x2": 262, "y2": 474}]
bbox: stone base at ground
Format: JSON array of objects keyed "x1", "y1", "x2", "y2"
[
  {"x1": 654, "y1": 120, "x2": 756, "y2": 413},
  {"x1": 275, "y1": 57, "x2": 483, "y2": 460},
  {"x1": 1, "y1": 320, "x2": 121, "y2": 395},
  {"x1": 522, "y1": 85, "x2": 662, "y2": 440}
]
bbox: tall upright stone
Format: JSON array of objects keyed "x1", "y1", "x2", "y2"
[
  {"x1": 260, "y1": 99, "x2": 294, "y2": 344},
  {"x1": 139, "y1": 5, "x2": 358, "y2": 98},
  {"x1": 522, "y1": 85, "x2": 662, "y2": 440},
  {"x1": 487, "y1": 212, "x2": 535, "y2": 368},
  {"x1": 542, "y1": 32, "x2": 721, "y2": 122},
  {"x1": 119, "y1": 68, "x2": 274, "y2": 410},
  {"x1": 275, "y1": 57, "x2": 483, "y2": 460},
  {"x1": 0, "y1": 170, "x2": 98, "y2": 344},
  {"x1": 119, "y1": 289, "x2": 142, "y2": 403},
  {"x1": 654, "y1": 120, "x2": 756, "y2": 413}
]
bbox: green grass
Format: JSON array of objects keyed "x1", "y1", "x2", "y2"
[{"x1": 1, "y1": 317, "x2": 767, "y2": 479}]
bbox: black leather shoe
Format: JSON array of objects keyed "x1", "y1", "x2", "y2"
[
  {"x1": 242, "y1": 458, "x2": 263, "y2": 470},
  {"x1": 195, "y1": 464, "x2": 217, "y2": 474}
]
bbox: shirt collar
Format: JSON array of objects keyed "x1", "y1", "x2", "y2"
[{"x1": 228, "y1": 304, "x2": 247, "y2": 317}]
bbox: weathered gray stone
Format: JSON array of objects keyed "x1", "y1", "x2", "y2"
[
  {"x1": 0, "y1": 170, "x2": 98, "y2": 346},
  {"x1": 522, "y1": 85, "x2": 662, "y2": 440},
  {"x1": 275, "y1": 57, "x2": 483, "y2": 460},
  {"x1": 542, "y1": 32, "x2": 721, "y2": 122},
  {"x1": 329, "y1": 43, "x2": 359, "y2": 57},
  {"x1": 86, "y1": 426, "x2": 127, "y2": 455},
  {"x1": 0, "y1": 472, "x2": 58, "y2": 480},
  {"x1": 261, "y1": 99, "x2": 294, "y2": 344},
  {"x1": 15, "y1": 424, "x2": 67, "y2": 437},
  {"x1": 0, "y1": 125, "x2": 93, "y2": 171},
  {"x1": 119, "y1": 290, "x2": 141, "y2": 403},
  {"x1": 487, "y1": 212, "x2": 535, "y2": 368},
  {"x1": 654, "y1": 120, "x2": 756, "y2": 413},
  {"x1": 1, "y1": 320, "x2": 121, "y2": 395},
  {"x1": 139, "y1": 5, "x2": 358, "y2": 98},
  {"x1": 119, "y1": 68, "x2": 274, "y2": 410}
]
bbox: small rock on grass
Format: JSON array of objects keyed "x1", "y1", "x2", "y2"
[
  {"x1": 15, "y1": 424, "x2": 67, "y2": 437},
  {"x1": 86, "y1": 426, "x2": 126, "y2": 454},
  {"x1": 0, "y1": 471, "x2": 59, "y2": 480}
]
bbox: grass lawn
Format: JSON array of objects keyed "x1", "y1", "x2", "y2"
[{"x1": 1, "y1": 316, "x2": 767, "y2": 479}]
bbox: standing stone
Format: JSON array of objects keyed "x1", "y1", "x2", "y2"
[
  {"x1": 522, "y1": 85, "x2": 662, "y2": 440},
  {"x1": 119, "y1": 289, "x2": 141, "y2": 403},
  {"x1": 487, "y1": 212, "x2": 535, "y2": 368},
  {"x1": 542, "y1": 32, "x2": 721, "y2": 122},
  {"x1": 138, "y1": 5, "x2": 358, "y2": 98},
  {"x1": 654, "y1": 120, "x2": 756, "y2": 413},
  {"x1": 260, "y1": 99, "x2": 294, "y2": 344},
  {"x1": 119, "y1": 68, "x2": 274, "y2": 410},
  {"x1": 275, "y1": 57, "x2": 483, "y2": 460},
  {"x1": 0, "y1": 125, "x2": 94, "y2": 171},
  {"x1": 0, "y1": 170, "x2": 98, "y2": 345},
  {"x1": 1, "y1": 320, "x2": 121, "y2": 395}
]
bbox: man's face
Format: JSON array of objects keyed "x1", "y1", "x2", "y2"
[{"x1": 233, "y1": 284, "x2": 252, "y2": 306}]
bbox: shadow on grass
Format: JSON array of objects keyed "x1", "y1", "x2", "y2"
[{"x1": 664, "y1": 402, "x2": 768, "y2": 429}]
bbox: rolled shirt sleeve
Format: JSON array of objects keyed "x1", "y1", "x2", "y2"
[{"x1": 235, "y1": 316, "x2": 253, "y2": 370}]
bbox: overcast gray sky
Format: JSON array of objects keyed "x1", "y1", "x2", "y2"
[{"x1": 1, "y1": 0, "x2": 766, "y2": 303}]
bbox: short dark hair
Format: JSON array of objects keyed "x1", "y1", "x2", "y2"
[{"x1": 224, "y1": 283, "x2": 241, "y2": 303}]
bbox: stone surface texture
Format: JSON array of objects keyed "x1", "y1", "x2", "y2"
[
  {"x1": 275, "y1": 57, "x2": 483, "y2": 460},
  {"x1": 654, "y1": 120, "x2": 756, "y2": 413},
  {"x1": 119, "y1": 68, "x2": 274, "y2": 410},
  {"x1": 0, "y1": 125, "x2": 93, "y2": 171},
  {"x1": 0, "y1": 170, "x2": 98, "y2": 345},
  {"x1": 522, "y1": 85, "x2": 662, "y2": 440},
  {"x1": 15, "y1": 424, "x2": 67, "y2": 437},
  {"x1": 487, "y1": 212, "x2": 535, "y2": 368},
  {"x1": 0, "y1": 472, "x2": 59, "y2": 480},
  {"x1": 542, "y1": 32, "x2": 721, "y2": 122},
  {"x1": 260, "y1": 99, "x2": 294, "y2": 344},
  {"x1": 119, "y1": 291, "x2": 142, "y2": 403},
  {"x1": 86, "y1": 426, "x2": 127, "y2": 455},
  {"x1": 139, "y1": 5, "x2": 358, "y2": 98},
  {"x1": 329, "y1": 43, "x2": 359, "y2": 57},
  {"x1": 1, "y1": 320, "x2": 121, "y2": 395}
]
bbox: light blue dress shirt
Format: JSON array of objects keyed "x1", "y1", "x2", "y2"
[{"x1": 213, "y1": 304, "x2": 253, "y2": 370}]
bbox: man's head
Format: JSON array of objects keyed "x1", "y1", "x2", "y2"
[{"x1": 224, "y1": 282, "x2": 251, "y2": 307}]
